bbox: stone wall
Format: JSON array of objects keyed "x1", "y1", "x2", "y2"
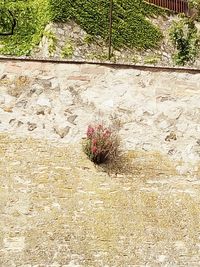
[
  {"x1": 0, "y1": 60, "x2": 200, "y2": 175},
  {"x1": 1, "y1": 60, "x2": 200, "y2": 266},
  {"x1": 32, "y1": 19, "x2": 200, "y2": 68}
]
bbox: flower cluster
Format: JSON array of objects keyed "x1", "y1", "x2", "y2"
[{"x1": 83, "y1": 123, "x2": 120, "y2": 164}]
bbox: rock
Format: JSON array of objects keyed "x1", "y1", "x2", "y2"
[
  {"x1": 0, "y1": 95, "x2": 5, "y2": 105},
  {"x1": 17, "y1": 121, "x2": 24, "y2": 127},
  {"x1": 168, "y1": 148, "x2": 176, "y2": 155},
  {"x1": 9, "y1": 119, "x2": 16, "y2": 126},
  {"x1": 176, "y1": 121, "x2": 188, "y2": 132},
  {"x1": 59, "y1": 92, "x2": 73, "y2": 106},
  {"x1": 165, "y1": 132, "x2": 177, "y2": 142},
  {"x1": 114, "y1": 51, "x2": 121, "y2": 57},
  {"x1": 9, "y1": 119, "x2": 24, "y2": 127},
  {"x1": 36, "y1": 108, "x2": 45, "y2": 115},
  {"x1": 158, "y1": 120, "x2": 171, "y2": 130},
  {"x1": 30, "y1": 84, "x2": 43, "y2": 96},
  {"x1": 57, "y1": 28, "x2": 65, "y2": 35},
  {"x1": 196, "y1": 139, "x2": 200, "y2": 146},
  {"x1": 27, "y1": 122, "x2": 37, "y2": 131},
  {"x1": 134, "y1": 70, "x2": 141, "y2": 76},
  {"x1": 35, "y1": 105, "x2": 51, "y2": 115},
  {"x1": 162, "y1": 52, "x2": 170, "y2": 59},
  {"x1": 163, "y1": 107, "x2": 183, "y2": 120},
  {"x1": 54, "y1": 125, "x2": 70, "y2": 138},
  {"x1": 3, "y1": 106, "x2": 13, "y2": 113},
  {"x1": 67, "y1": 115, "x2": 77, "y2": 125},
  {"x1": 37, "y1": 95, "x2": 51, "y2": 107},
  {"x1": 1, "y1": 93, "x2": 15, "y2": 106},
  {"x1": 4, "y1": 237, "x2": 25, "y2": 252},
  {"x1": 50, "y1": 78, "x2": 60, "y2": 91},
  {"x1": 35, "y1": 95, "x2": 52, "y2": 115},
  {"x1": 0, "y1": 74, "x2": 6, "y2": 80},
  {"x1": 102, "y1": 99, "x2": 114, "y2": 110},
  {"x1": 42, "y1": 80, "x2": 52, "y2": 89},
  {"x1": 15, "y1": 99, "x2": 27, "y2": 108}
]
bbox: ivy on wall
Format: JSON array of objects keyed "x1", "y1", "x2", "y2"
[
  {"x1": 0, "y1": 0, "x2": 50, "y2": 56},
  {"x1": 0, "y1": 0, "x2": 165, "y2": 56},
  {"x1": 50, "y1": 0, "x2": 164, "y2": 49}
]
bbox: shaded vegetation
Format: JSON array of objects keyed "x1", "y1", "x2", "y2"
[{"x1": 169, "y1": 17, "x2": 200, "y2": 65}]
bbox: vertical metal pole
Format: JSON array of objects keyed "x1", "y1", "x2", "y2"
[{"x1": 108, "y1": 0, "x2": 113, "y2": 60}]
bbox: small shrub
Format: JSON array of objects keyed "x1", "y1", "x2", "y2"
[
  {"x1": 83, "y1": 123, "x2": 120, "y2": 164},
  {"x1": 169, "y1": 17, "x2": 200, "y2": 65}
]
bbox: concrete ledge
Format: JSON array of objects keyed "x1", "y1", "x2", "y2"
[{"x1": 0, "y1": 56, "x2": 200, "y2": 73}]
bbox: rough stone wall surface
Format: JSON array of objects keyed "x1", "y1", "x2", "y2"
[
  {"x1": 0, "y1": 61, "x2": 200, "y2": 174},
  {"x1": 32, "y1": 20, "x2": 200, "y2": 68},
  {"x1": 0, "y1": 60, "x2": 200, "y2": 266}
]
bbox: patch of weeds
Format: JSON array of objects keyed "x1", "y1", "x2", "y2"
[
  {"x1": 61, "y1": 40, "x2": 74, "y2": 58},
  {"x1": 131, "y1": 55, "x2": 140, "y2": 64},
  {"x1": 83, "y1": 34, "x2": 95, "y2": 45},
  {"x1": 43, "y1": 30, "x2": 57, "y2": 56},
  {"x1": 144, "y1": 55, "x2": 160, "y2": 65},
  {"x1": 87, "y1": 52, "x2": 109, "y2": 61}
]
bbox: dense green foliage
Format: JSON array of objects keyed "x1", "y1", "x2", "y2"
[
  {"x1": 0, "y1": 0, "x2": 50, "y2": 55},
  {"x1": 0, "y1": 0, "x2": 164, "y2": 56},
  {"x1": 189, "y1": 0, "x2": 200, "y2": 19},
  {"x1": 50, "y1": 0, "x2": 164, "y2": 49},
  {"x1": 169, "y1": 17, "x2": 200, "y2": 65}
]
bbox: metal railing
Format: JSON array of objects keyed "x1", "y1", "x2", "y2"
[{"x1": 145, "y1": 0, "x2": 189, "y2": 14}]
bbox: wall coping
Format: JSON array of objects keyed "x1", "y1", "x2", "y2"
[{"x1": 0, "y1": 56, "x2": 200, "y2": 74}]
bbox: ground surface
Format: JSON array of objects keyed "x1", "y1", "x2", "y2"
[
  {"x1": 1, "y1": 61, "x2": 200, "y2": 266},
  {"x1": 1, "y1": 133, "x2": 200, "y2": 266}
]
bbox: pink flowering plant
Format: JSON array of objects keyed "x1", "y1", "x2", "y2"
[{"x1": 83, "y1": 123, "x2": 120, "y2": 164}]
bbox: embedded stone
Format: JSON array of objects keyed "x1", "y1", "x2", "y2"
[
  {"x1": 54, "y1": 125, "x2": 70, "y2": 138},
  {"x1": 27, "y1": 122, "x2": 37, "y2": 131},
  {"x1": 67, "y1": 115, "x2": 78, "y2": 124}
]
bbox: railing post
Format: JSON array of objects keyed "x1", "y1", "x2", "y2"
[{"x1": 108, "y1": 0, "x2": 113, "y2": 60}]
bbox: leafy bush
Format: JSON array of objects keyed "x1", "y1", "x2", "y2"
[
  {"x1": 169, "y1": 17, "x2": 200, "y2": 65},
  {"x1": 83, "y1": 123, "x2": 120, "y2": 164}
]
